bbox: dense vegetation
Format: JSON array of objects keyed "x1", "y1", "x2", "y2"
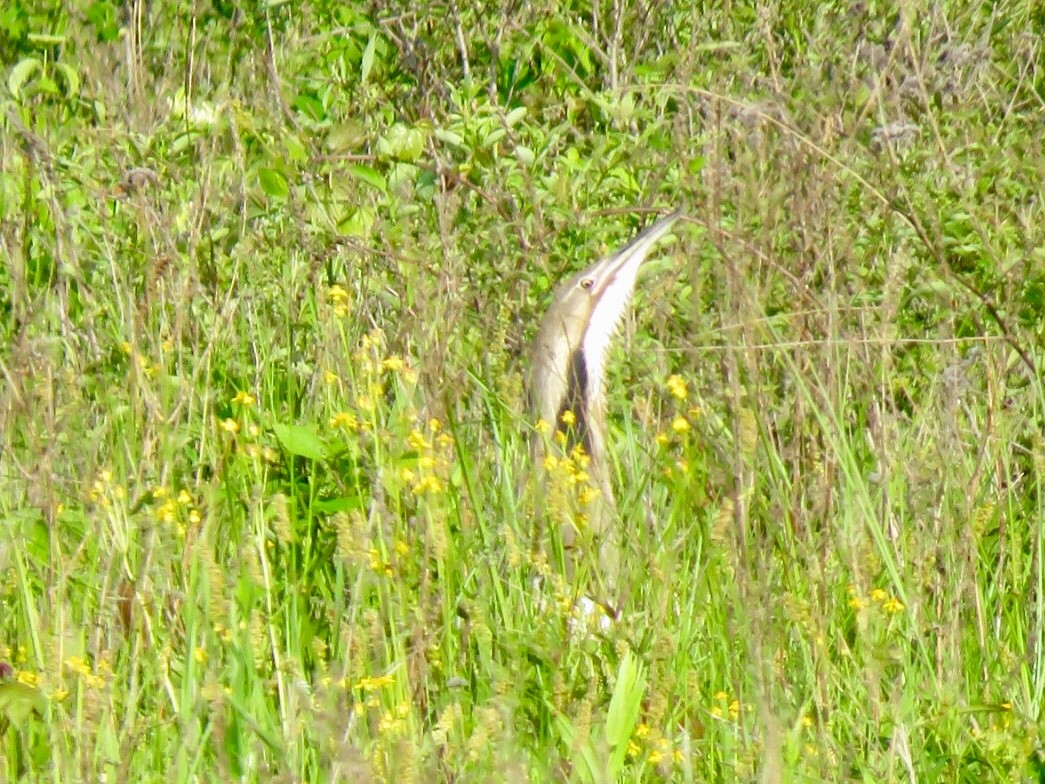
[{"x1": 2, "y1": 0, "x2": 1045, "y2": 780}]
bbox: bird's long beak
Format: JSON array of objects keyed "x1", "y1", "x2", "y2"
[{"x1": 586, "y1": 210, "x2": 682, "y2": 299}]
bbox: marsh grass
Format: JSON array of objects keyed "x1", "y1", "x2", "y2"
[{"x1": 2, "y1": 0, "x2": 1045, "y2": 780}]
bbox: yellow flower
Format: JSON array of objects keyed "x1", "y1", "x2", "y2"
[
  {"x1": 577, "y1": 486, "x2": 599, "y2": 506},
  {"x1": 177, "y1": 489, "x2": 193, "y2": 506},
  {"x1": 407, "y1": 429, "x2": 432, "y2": 451},
  {"x1": 381, "y1": 356, "x2": 406, "y2": 372},
  {"x1": 323, "y1": 370, "x2": 340, "y2": 385},
  {"x1": 157, "y1": 499, "x2": 177, "y2": 523},
  {"x1": 232, "y1": 391, "x2": 255, "y2": 407},
  {"x1": 412, "y1": 476, "x2": 444, "y2": 495},
  {"x1": 328, "y1": 411, "x2": 360, "y2": 431},
  {"x1": 848, "y1": 594, "x2": 869, "y2": 610},
  {"x1": 671, "y1": 415, "x2": 690, "y2": 434},
  {"x1": 882, "y1": 597, "x2": 904, "y2": 614},
  {"x1": 329, "y1": 285, "x2": 351, "y2": 316},
  {"x1": 534, "y1": 418, "x2": 551, "y2": 435},
  {"x1": 220, "y1": 418, "x2": 240, "y2": 434},
  {"x1": 666, "y1": 374, "x2": 688, "y2": 400},
  {"x1": 560, "y1": 410, "x2": 576, "y2": 427},
  {"x1": 870, "y1": 588, "x2": 888, "y2": 603},
  {"x1": 357, "y1": 674, "x2": 395, "y2": 692},
  {"x1": 65, "y1": 657, "x2": 90, "y2": 676}
]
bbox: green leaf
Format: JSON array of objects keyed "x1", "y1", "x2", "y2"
[
  {"x1": 433, "y1": 128, "x2": 464, "y2": 147},
  {"x1": 482, "y1": 128, "x2": 506, "y2": 148},
  {"x1": 257, "y1": 167, "x2": 289, "y2": 199},
  {"x1": 0, "y1": 681, "x2": 48, "y2": 724},
  {"x1": 505, "y1": 106, "x2": 527, "y2": 126},
  {"x1": 272, "y1": 423, "x2": 328, "y2": 461},
  {"x1": 379, "y1": 124, "x2": 425, "y2": 162},
  {"x1": 605, "y1": 651, "x2": 646, "y2": 774},
  {"x1": 360, "y1": 31, "x2": 377, "y2": 84},
  {"x1": 326, "y1": 120, "x2": 367, "y2": 152},
  {"x1": 8, "y1": 57, "x2": 41, "y2": 99},
  {"x1": 345, "y1": 164, "x2": 387, "y2": 193},
  {"x1": 54, "y1": 62, "x2": 80, "y2": 98},
  {"x1": 313, "y1": 496, "x2": 364, "y2": 514}
]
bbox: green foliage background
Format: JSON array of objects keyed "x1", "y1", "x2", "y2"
[{"x1": 2, "y1": 0, "x2": 1045, "y2": 780}]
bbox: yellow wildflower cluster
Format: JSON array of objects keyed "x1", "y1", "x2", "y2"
[
  {"x1": 344, "y1": 329, "x2": 419, "y2": 420},
  {"x1": 542, "y1": 442, "x2": 600, "y2": 513},
  {"x1": 347, "y1": 670, "x2": 411, "y2": 740},
  {"x1": 626, "y1": 722, "x2": 684, "y2": 769},
  {"x1": 709, "y1": 691, "x2": 742, "y2": 722},
  {"x1": 666, "y1": 374, "x2": 688, "y2": 400},
  {"x1": 355, "y1": 329, "x2": 418, "y2": 384},
  {"x1": 368, "y1": 548, "x2": 395, "y2": 577},
  {"x1": 64, "y1": 655, "x2": 111, "y2": 690},
  {"x1": 655, "y1": 375, "x2": 700, "y2": 461},
  {"x1": 153, "y1": 486, "x2": 202, "y2": 536},
  {"x1": 377, "y1": 703, "x2": 411, "y2": 735},
  {"x1": 847, "y1": 585, "x2": 905, "y2": 615},
  {"x1": 399, "y1": 419, "x2": 454, "y2": 498},
  {"x1": 357, "y1": 674, "x2": 396, "y2": 692},
  {"x1": 329, "y1": 411, "x2": 361, "y2": 432},
  {"x1": 328, "y1": 284, "x2": 352, "y2": 318},
  {"x1": 87, "y1": 469, "x2": 126, "y2": 507}
]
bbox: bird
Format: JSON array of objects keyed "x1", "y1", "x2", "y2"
[{"x1": 528, "y1": 208, "x2": 682, "y2": 586}]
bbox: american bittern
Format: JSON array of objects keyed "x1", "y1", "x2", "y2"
[{"x1": 528, "y1": 209, "x2": 682, "y2": 581}]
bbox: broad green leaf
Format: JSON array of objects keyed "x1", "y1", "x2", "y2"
[
  {"x1": 8, "y1": 57, "x2": 41, "y2": 99},
  {"x1": 54, "y1": 62, "x2": 80, "y2": 98},
  {"x1": 257, "y1": 167, "x2": 289, "y2": 199},
  {"x1": 327, "y1": 120, "x2": 367, "y2": 152},
  {"x1": 379, "y1": 124, "x2": 425, "y2": 162},
  {"x1": 272, "y1": 423, "x2": 327, "y2": 461},
  {"x1": 0, "y1": 681, "x2": 48, "y2": 723},
  {"x1": 336, "y1": 206, "x2": 376, "y2": 237},
  {"x1": 482, "y1": 128, "x2": 506, "y2": 148},
  {"x1": 345, "y1": 164, "x2": 387, "y2": 193},
  {"x1": 505, "y1": 106, "x2": 527, "y2": 126},
  {"x1": 433, "y1": 128, "x2": 463, "y2": 147}
]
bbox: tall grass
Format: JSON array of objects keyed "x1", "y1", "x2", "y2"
[{"x1": 2, "y1": 0, "x2": 1044, "y2": 780}]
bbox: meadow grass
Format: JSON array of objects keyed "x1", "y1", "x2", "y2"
[{"x1": 2, "y1": 1, "x2": 1045, "y2": 780}]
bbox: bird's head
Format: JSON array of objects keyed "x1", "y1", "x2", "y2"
[{"x1": 529, "y1": 210, "x2": 682, "y2": 439}]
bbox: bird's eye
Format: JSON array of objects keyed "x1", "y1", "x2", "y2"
[{"x1": 580, "y1": 278, "x2": 595, "y2": 290}]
